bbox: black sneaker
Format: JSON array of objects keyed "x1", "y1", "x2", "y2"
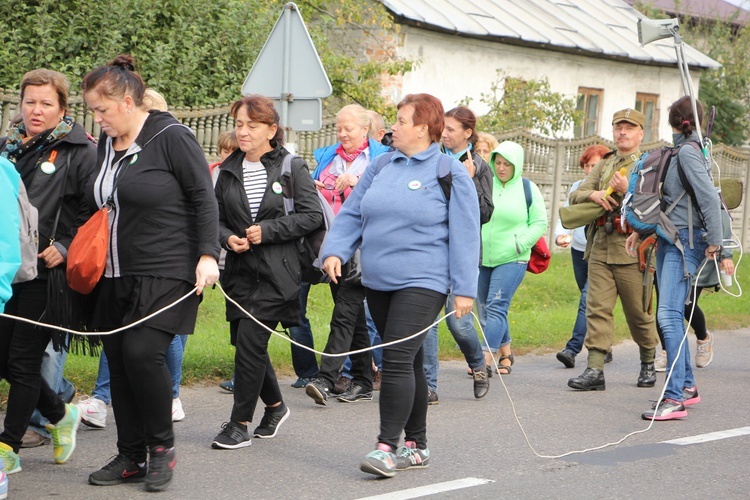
[
  {"x1": 428, "y1": 389, "x2": 439, "y2": 405},
  {"x1": 89, "y1": 454, "x2": 146, "y2": 486},
  {"x1": 211, "y1": 421, "x2": 251, "y2": 449},
  {"x1": 291, "y1": 377, "x2": 313, "y2": 389},
  {"x1": 337, "y1": 383, "x2": 373, "y2": 403},
  {"x1": 305, "y1": 378, "x2": 332, "y2": 406},
  {"x1": 146, "y1": 446, "x2": 175, "y2": 492},
  {"x1": 253, "y1": 403, "x2": 291, "y2": 438}
]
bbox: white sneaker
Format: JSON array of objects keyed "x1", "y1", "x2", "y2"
[
  {"x1": 77, "y1": 396, "x2": 107, "y2": 428},
  {"x1": 696, "y1": 332, "x2": 714, "y2": 368},
  {"x1": 654, "y1": 350, "x2": 668, "y2": 372},
  {"x1": 172, "y1": 398, "x2": 185, "y2": 422}
]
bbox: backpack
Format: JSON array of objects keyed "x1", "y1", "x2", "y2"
[
  {"x1": 280, "y1": 153, "x2": 336, "y2": 284},
  {"x1": 12, "y1": 180, "x2": 39, "y2": 284},
  {"x1": 522, "y1": 178, "x2": 551, "y2": 274},
  {"x1": 622, "y1": 141, "x2": 704, "y2": 245},
  {"x1": 370, "y1": 151, "x2": 453, "y2": 200}
]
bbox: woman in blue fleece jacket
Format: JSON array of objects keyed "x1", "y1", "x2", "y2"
[{"x1": 321, "y1": 93, "x2": 480, "y2": 478}]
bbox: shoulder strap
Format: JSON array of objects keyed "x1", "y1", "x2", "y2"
[
  {"x1": 437, "y1": 154, "x2": 452, "y2": 202},
  {"x1": 522, "y1": 177, "x2": 532, "y2": 219},
  {"x1": 280, "y1": 153, "x2": 296, "y2": 216},
  {"x1": 49, "y1": 151, "x2": 71, "y2": 244}
]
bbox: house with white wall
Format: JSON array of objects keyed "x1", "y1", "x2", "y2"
[{"x1": 376, "y1": 0, "x2": 720, "y2": 141}]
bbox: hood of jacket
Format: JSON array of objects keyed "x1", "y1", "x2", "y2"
[{"x1": 489, "y1": 140, "x2": 524, "y2": 185}]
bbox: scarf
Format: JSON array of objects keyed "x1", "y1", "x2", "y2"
[
  {"x1": 444, "y1": 142, "x2": 472, "y2": 160},
  {"x1": 335, "y1": 138, "x2": 369, "y2": 163},
  {"x1": 1, "y1": 116, "x2": 74, "y2": 165}
]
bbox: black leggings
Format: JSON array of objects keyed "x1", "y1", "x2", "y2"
[
  {"x1": 0, "y1": 280, "x2": 66, "y2": 453},
  {"x1": 365, "y1": 287, "x2": 445, "y2": 450},
  {"x1": 103, "y1": 325, "x2": 174, "y2": 462}
]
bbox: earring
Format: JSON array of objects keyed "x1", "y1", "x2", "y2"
[{"x1": 127, "y1": 109, "x2": 132, "y2": 114}]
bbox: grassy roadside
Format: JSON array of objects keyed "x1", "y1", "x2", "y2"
[{"x1": 2, "y1": 252, "x2": 747, "y2": 398}]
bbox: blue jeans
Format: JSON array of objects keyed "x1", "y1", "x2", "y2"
[
  {"x1": 424, "y1": 294, "x2": 485, "y2": 391},
  {"x1": 28, "y1": 341, "x2": 76, "y2": 438},
  {"x1": 656, "y1": 228, "x2": 707, "y2": 402},
  {"x1": 92, "y1": 334, "x2": 186, "y2": 402},
  {"x1": 341, "y1": 298, "x2": 382, "y2": 378},
  {"x1": 564, "y1": 248, "x2": 589, "y2": 355},
  {"x1": 477, "y1": 262, "x2": 527, "y2": 351},
  {"x1": 288, "y1": 282, "x2": 320, "y2": 379}
]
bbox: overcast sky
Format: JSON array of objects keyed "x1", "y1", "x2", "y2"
[{"x1": 724, "y1": 0, "x2": 750, "y2": 10}]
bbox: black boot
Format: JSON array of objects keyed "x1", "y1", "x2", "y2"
[
  {"x1": 637, "y1": 362, "x2": 656, "y2": 387},
  {"x1": 567, "y1": 368, "x2": 605, "y2": 391}
]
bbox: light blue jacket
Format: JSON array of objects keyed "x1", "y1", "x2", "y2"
[
  {"x1": 0, "y1": 157, "x2": 21, "y2": 312},
  {"x1": 321, "y1": 142, "x2": 480, "y2": 298},
  {"x1": 311, "y1": 138, "x2": 391, "y2": 180}
]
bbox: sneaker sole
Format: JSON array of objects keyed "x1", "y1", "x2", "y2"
[
  {"x1": 80, "y1": 416, "x2": 106, "y2": 429},
  {"x1": 254, "y1": 408, "x2": 291, "y2": 439},
  {"x1": 360, "y1": 460, "x2": 396, "y2": 478},
  {"x1": 211, "y1": 440, "x2": 252, "y2": 450},
  {"x1": 642, "y1": 409, "x2": 688, "y2": 421},
  {"x1": 396, "y1": 462, "x2": 430, "y2": 471},
  {"x1": 305, "y1": 385, "x2": 328, "y2": 406},
  {"x1": 172, "y1": 411, "x2": 186, "y2": 422},
  {"x1": 89, "y1": 474, "x2": 146, "y2": 486},
  {"x1": 567, "y1": 382, "x2": 605, "y2": 391},
  {"x1": 337, "y1": 393, "x2": 373, "y2": 403},
  {"x1": 683, "y1": 395, "x2": 701, "y2": 406}
]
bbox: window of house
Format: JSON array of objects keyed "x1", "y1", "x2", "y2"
[
  {"x1": 635, "y1": 93, "x2": 659, "y2": 142},
  {"x1": 575, "y1": 88, "x2": 603, "y2": 138}
]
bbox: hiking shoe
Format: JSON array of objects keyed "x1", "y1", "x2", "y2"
[
  {"x1": 77, "y1": 395, "x2": 107, "y2": 429},
  {"x1": 696, "y1": 333, "x2": 714, "y2": 368},
  {"x1": 654, "y1": 350, "x2": 668, "y2": 372},
  {"x1": 88, "y1": 454, "x2": 146, "y2": 486},
  {"x1": 172, "y1": 398, "x2": 185, "y2": 422},
  {"x1": 0, "y1": 471, "x2": 7, "y2": 498},
  {"x1": 428, "y1": 389, "x2": 439, "y2": 405},
  {"x1": 211, "y1": 421, "x2": 251, "y2": 449},
  {"x1": 556, "y1": 349, "x2": 575, "y2": 369},
  {"x1": 337, "y1": 384, "x2": 373, "y2": 403},
  {"x1": 334, "y1": 375, "x2": 353, "y2": 394},
  {"x1": 291, "y1": 377, "x2": 314, "y2": 389},
  {"x1": 305, "y1": 378, "x2": 332, "y2": 406},
  {"x1": 253, "y1": 403, "x2": 290, "y2": 438},
  {"x1": 360, "y1": 443, "x2": 396, "y2": 478},
  {"x1": 0, "y1": 443, "x2": 21, "y2": 474},
  {"x1": 642, "y1": 398, "x2": 687, "y2": 421},
  {"x1": 395, "y1": 441, "x2": 430, "y2": 470},
  {"x1": 372, "y1": 369, "x2": 382, "y2": 391},
  {"x1": 46, "y1": 403, "x2": 81, "y2": 464},
  {"x1": 219, "y1": 379, "x2": 234, "y2": 392},
  {"x1": 604, "y1": 351, "x2": 613, "y2": 363},
  {"x1": 473, "y1": 367, "x2": 489, "y2": 399},
  {"x1": 637, "y1": 362, "x2": 656, "y2": 388},
  {"x1": 20, "y1": 429, "x2": 50, "y2": 448},
  {"x1": 568, "y1": 368, "x2": 605, "y2": 391},
  {"x1": 146, "y1": 446, "x2": 175, "y2": 492},
  {"x1": 683, "y1": 386, "x2": 701, "y2": 406}
]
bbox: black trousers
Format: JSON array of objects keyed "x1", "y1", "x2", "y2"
[
  {"x1": 365, "y1": 287, "x2": 445, "y2": 450},
  {"x1": 102, "y1": 325, "x2": 174, "y2": 462},
  {"x1": 318, "y1": 281, "x2": 372, "y2": 390},
  {"x1": 0, "y1": 280, "x2": 66, "y2": 453},
  {"x1": 230, "y1": 318, "x2": 283, "y2": 423}
]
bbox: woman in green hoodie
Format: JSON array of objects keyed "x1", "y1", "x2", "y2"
[{"x1": 479, "y1": 141, "x2": 547, "y2": 373}]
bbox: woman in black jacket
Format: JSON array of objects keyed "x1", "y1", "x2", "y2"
[
  {"x1": 0, "y1": 68, "x2": 96, "y2": 473},
  {"x1": 211, "y1": 95, "x2": 322, "y2": 450}
]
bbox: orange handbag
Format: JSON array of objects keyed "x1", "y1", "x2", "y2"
[{"x1": 66, "y1": 206, "x2": 109, "y2": 294}]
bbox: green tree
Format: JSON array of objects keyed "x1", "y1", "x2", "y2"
[{"x1": 462, "y1": 72, "x2": 580, "y2": 138}]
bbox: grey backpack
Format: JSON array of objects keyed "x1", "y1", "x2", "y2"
[{"x1": 12, "y1": 181, "x2": 39, "y2": 284}]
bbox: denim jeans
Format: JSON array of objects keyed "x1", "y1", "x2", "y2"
[
  {"x1": 656, "y1": 228, "x2": 707, "y2": 402},
  {"x1": 477, "y1": 262, "x2": 527, "y2": 351},
  {"x1": 92, "y1": 333, "x2": 187, "y2": 402},
  {"x1": 424, "y1": 294, "x2": 485, "y2": 391},
  {"x1": 287, "y1": 282, "x2": 320, "y2": 379},
  {"x1": 342, "y1": 298, "x2": 382, "y2": 378},
  {"x1": 28, "y1": 341, "x2": 76, "y2": 437},
  {"x1": 564, "y1": 249, "x2": 589, "y2": 355}
]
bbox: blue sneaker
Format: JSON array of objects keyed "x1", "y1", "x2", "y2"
[
  {"x1": 46, "y1": 403, "x2": 82, "y2": 464},
  {"x1": 360, "y1": 443, "x2": 396, "y2": 478},
  {"x1": 0, "y1": 443, "x2": 20, "y2": 474},
  {"x1": 0, "y1": 470, "x2": 7, "y2": 499}
]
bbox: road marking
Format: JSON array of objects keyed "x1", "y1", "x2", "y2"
[
  {"x1": 661, "y1": 426, "x2": 750, "y2": 446},
  {"x1": 357, "y1": 477, "x2": 494, "y2": 500}
]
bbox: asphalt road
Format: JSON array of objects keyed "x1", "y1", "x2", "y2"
[{"x1": 6, "y1": 327, "x2": 750, "y2": 499}]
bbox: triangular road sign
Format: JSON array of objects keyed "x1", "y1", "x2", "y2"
[{"x1": 242, "y1": 3, "x2": 332, "y2": 99}]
